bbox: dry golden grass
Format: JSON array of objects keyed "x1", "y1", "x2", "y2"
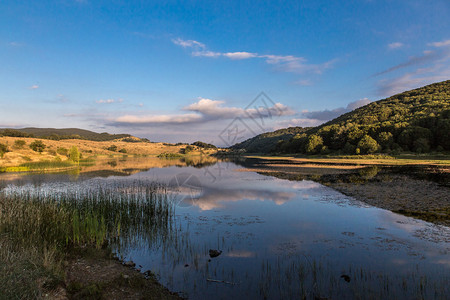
[{"x1": 0, "y1": 137, "x2": 217, "y2": 168}]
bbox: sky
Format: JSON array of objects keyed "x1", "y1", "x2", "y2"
[{"x1": 1, "y1": 0, "x2": 449, "y2": 145}]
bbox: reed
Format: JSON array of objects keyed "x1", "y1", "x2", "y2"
[{"x1": 0, "y1": 180, "x2": 176, "y2": 297}]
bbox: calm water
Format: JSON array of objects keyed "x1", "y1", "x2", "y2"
[{"x1": 1, "y1": 159, "x2": 449, "y2": 299}]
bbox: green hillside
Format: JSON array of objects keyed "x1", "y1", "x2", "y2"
[
  {"x1": 231, "y1": 127, "x2": 310, "y2": 153},
  {"x1": 0, "y1": 127, "x2": 132, "y2": 142},
  {"x1": 235, "y1": 80, "x2": 450, "y2": 154}
]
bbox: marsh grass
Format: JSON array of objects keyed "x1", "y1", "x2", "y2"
[
  {"x1": 0, "y1": 181, "x2": 175, "y2": 298},
  {"x1": 0, "y1": 160, "x2": 76, "y2": 173}
]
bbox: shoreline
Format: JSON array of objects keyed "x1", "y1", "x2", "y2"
[{"x1": 238, "y1": 157, "x2": 450, "y2": 227}]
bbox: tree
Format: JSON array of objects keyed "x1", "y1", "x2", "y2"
[
  {"x1": 413, "y1": 138, "x2": 430, "y2": 153},
  {"x1": 29, "y1": 140, "x2": 46, "y2": 153},
  {"x1": 357, "y1": 135, "x2": 380, "y2": 154},
  {"x1": 305, "y1": 135, "x2": 323, "y2": 154},
  {"x1": 377, "y1": 132, "x2": 393, "y2": 148},
  {"x1": 69, "y1": 146, "x2": 80, "y2": 163}
]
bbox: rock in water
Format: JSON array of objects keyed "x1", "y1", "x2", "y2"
[
  {"x1": 209, "y1": 249, "x2": 222, "y2": 258},
  {"x1": 124, "y1": 261, "x2": 136, "y2": 267}
]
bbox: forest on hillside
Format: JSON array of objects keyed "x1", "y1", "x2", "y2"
[{"x1": 234, "y1": 80, "x2": 450, "y2": 155}]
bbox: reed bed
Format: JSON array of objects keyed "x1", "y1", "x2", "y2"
[
  {"x1": 0, "y1": 180, "x2": 176, "y2": 298},
  {"x1": 0, "y1": 180, "x2": 175, "y2": 250}
]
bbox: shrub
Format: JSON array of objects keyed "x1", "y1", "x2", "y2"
[
  {"x1": 182, "y1": 145, "x2": 194, "y2": 154},
  {"x1": 118, "y1": 148, "x2": 127, "y2": 153},
  {"x1": 0, "y1": 143, "x2": 8, "y2": 158},
  {"x1": 57, "y1": 147, "x2": 69, "y2": 156},
  {"x1": 29, "y1": 140, "x2": 46, "y2": 153},
  {"x1": 106, "y1": 145, "x2": 117, "y2": 152},
  {"x1": 13, "y1": 140, "x2": 26, "y2": 149}
]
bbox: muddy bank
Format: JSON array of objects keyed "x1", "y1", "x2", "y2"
[
  {"x1": 64, "y1": 247, "x2": 182, "y2": 300},
  {"x1": 238, "y1": 158, "x2": 450, "y2": 226}
]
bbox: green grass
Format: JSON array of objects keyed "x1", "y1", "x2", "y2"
[
  {"x1": 157, "y1": 152, "x2": 183, "y2": 159},
  {"x1": 20, "y1": 160, "x2": 75, "y2": 170}
]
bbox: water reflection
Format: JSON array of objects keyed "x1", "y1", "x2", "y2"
[{"x1": 1, "y1": 157, "x2": 449, "y2": 299}]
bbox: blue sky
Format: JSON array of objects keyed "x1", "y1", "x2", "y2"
[{"x1": 1, "y1": 0, "x2": 449, "y2": 145}]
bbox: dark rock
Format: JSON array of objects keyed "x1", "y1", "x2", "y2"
[
  {"x1": 209, "y1": 249, "x2": 222, "y2": 258},
  {"x1": 340, "y1": 274, "x2": 351, "y2": 282},
  {"x1": 124, "y1": 261, "x2": 136, "y2": 267}
]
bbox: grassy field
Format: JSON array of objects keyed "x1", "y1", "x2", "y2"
[{"x1": 0, "y1": 136, "x2": 217, "y2": 171}]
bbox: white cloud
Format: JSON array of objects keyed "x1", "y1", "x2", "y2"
[
  {"x1": 377, "y1": 64, "x2": 450, "y2": 96},
  {"x1": 29, "y1": 85, "x2": 39, "y2": 89},
  {"x1": 111, "y1": 97, "x2": 295, "y2": 126},
  {"x1": 115, "y1": 113, "x2": 203, "y2": 124},
  {"x1": 275, "y1": 118, "x2": 323, "y2": 129},
  {"x1": 346, "y1": 98, "x2": 372, "y2": 110},
  {"x1": 377, "y1": 41, "x2": 450, "y2": 96},
  {"x1": 388, "y1": 42, "x2": 404, "y2": 50},
  {"x1": 96, "y1": 98, "x2": 123, "y2": 104},
  {"x1": 374, "y1": 50, "x2": 441, "y2": 76},
  {"x1": 172, "y1": 38, "x2": 335, "y2": 76},
  {"x1": 223, "y1": 52, "x2": 258, "y2": 60},
  {"x1": 192, "y1": 50, "x2": 221, "y2": 58},
  {"x1": 172, "y1": 38, "x2": 205, "y2": 49},
  {"x1": 302, "y1": 98, "x2": 372, "y2": 121},
  {"x1": 427, "y1": 39, "x2": 450, "y2": 48}
]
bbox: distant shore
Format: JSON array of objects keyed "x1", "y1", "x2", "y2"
[{"x1": 238, "y1": 156, "x2": 450, "y2": 227}]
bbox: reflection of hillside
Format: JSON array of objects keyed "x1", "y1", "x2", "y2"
[
  {"x1": 79, "y1": 156, "x2": 219, "y2": 176},
  {"x1": 184, "y1": 187, "x2": 296, "y2": 210},
  {"x1": 0, "y1": 157, "x2": 220, "y2": 185},
  {"x1": 182, "y1": 156, "x2": 219, "y2": 168}
]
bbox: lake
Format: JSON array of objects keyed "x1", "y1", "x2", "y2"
[{"x1": 1, "y1": 158, "x2": 449, "y2": 299}]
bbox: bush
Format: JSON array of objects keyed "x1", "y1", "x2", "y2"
[
  {"x1": 29, "y1": 140, "x2": 46, "y2": 153},
  {"x1": 57, "y1": 147, "x2": 69, "y2": 156},
  {"x1": 106, "y1": 145, "x2": 117, "y2": 152},
  {"x1": 118, "y1": 148, "x2": 127, "y2": 153},
  {"x1": 0, "y1": 143, "x2": 8, "y2": 158},
  {"x1": 182, "y1": 145, "x2": 194, "y2": 154},
  {"x1": 13, "y1": 140, "x2": 26, "y2": 149}
]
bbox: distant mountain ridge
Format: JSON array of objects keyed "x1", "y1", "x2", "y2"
[
  {"x1": 232, "y1": 80, "x2": 450, "y2": 154},
  {"x1": 0, "y1": 127, "x2": 132, "y2": 142}
]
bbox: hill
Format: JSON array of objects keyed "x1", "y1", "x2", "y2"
[
  {"x1": 233, "y1": 80, "x2": 450, "y2": 154},
  {"x1": 0, "y1": 127, "x2": 133, "y2": 142},
  {"x1": 230, "y1": 127, "x2": 310, "y2": 153}
]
